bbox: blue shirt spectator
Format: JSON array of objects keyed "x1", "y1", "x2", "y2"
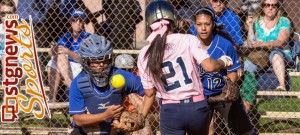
[{"x1": 57, "y1": 31, "x2": 90, "y2": 62}]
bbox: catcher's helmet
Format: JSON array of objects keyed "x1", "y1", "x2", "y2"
[
  {"x1": 78, "y1": 34, "x2": 113, "y2": 87},
  {"x1": 115, "y1": 54, "x2": 135, "y2": 69},
  {"x1": 145, "y1": 0, "x2": 177, "y2": 28}
]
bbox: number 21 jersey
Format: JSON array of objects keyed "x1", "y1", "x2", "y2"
[{"x1": 138, "y1": 33, "x2": 210, "y2": 100}]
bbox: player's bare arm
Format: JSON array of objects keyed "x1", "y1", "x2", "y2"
[
  {"x1": 201, "y1": 55, "x2": 233, "y2": 72},
  {"x1": 73, "y1": 105, "x2": 124, "y2": 126},
  {"x1": 142, "y1": 88, "x2": 156, "y2": 117}
]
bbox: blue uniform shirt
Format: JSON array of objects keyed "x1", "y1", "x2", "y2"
[
  {"x1": 198, "y1": 34, "x2": 242, "y2": 96},
  {"x1": 69, "y1": 67, "x2": 144, "y2": 116},
  {"x1": 190, "y1": 8, "x2": 244, "y2": 46},
  {"x1": 57, "y1": 31, "x2": 90, "y2": 62}
]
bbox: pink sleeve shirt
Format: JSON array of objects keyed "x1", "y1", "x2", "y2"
[{"x1": 138, "y1": 34, "x2": 210, "y2": 100}]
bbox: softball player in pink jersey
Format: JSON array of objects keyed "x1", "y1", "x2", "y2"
[{"x1": 137, "y1": 1, "x2": 234, "y2": 135}]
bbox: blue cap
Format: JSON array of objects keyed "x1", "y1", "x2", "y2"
[{"x1": 71, "y1": 9, "x2": 86, "y2": 19}]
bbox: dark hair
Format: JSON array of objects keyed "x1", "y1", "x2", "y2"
[
  {"x1": 194, "y1": 7, "x2": 215, "y2": 21},
  {"x1": 194, "y1": 7, "x2": 235, "y2": 45},
  {"x1": 144, "y1": 21, "x2": 174, "y2": 85},
  {"x1": 0, "y1": 0, "x2": 16, "y2": 13}
]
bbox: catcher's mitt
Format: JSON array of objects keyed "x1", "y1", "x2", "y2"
[
  {"x1": 207, "y1": 76, "x2": 240, "y2": 103},
  {"x1": 112, "y1": 111, "x2": 145, "y2": 133}
]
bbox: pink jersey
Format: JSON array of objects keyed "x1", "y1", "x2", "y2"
[{"x1": 137, "y1": 33, "x2": 210, "y2": 100}]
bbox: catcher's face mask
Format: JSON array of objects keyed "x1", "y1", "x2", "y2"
[
  {"x1": 82, "y1": 55, "x2": 112, "y2": 88},
  {"x1": 78, "y1": 34, "x2": 113, "y2": 88}
]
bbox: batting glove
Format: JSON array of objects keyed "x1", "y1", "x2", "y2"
[{"x1": 219, "y1": 55, "x2": 233, "y2": 68}]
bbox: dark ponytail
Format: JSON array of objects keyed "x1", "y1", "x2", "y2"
[{"x1": 144, "y1": 24, "x2": 173, "y2": 85}]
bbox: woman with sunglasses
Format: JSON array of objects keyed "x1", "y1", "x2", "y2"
[
  {"x1": 245, "y1": 0, "x2": 293, "y2": 91},
  {"x1": 194, "y1": 7, "x2": 258, "y2": 135}
]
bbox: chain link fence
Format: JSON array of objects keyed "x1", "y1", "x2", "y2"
[{"x1": 0, "y1": 0, "x2": 300, "y2": 134}]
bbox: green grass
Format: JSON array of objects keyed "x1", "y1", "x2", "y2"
[
  {"x1": 258, "y1": 98, "x2": 300, "y2": 112},
  {"x1": 258, "y1": 77, "x2": 300, "y2": 112},
  {"x1": 256, "y1": 76, "x2": 300, "y2": 133},
  {"x1": 1, "y1": 113, "x2": 70, "y2": 128},
  {"x1": 259, "y1": 118, "x2": 300, "y2": 133},
  {"x1": 291, "y1": 76, "x2": 300, "y2": 91}
]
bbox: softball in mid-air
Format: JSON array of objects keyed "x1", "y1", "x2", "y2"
[{"x1": 111, "y1": 74, "x2": 126, "y2": 89}]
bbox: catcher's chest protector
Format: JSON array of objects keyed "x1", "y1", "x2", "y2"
[{"x1": 77, "y1": 73, "x2": 124, "y2": 133}]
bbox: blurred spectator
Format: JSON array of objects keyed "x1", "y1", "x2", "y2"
[
  {"x1": 168, "y1": 0, "x2": 202, "y2": 34},
  {"x1": 169, "y1": 0, "x2": 202, "y2": 20},
  {"x1": 245, "y1": 0, "x2": 292, "y2": 91},
  {"x1": 1, "y1": 0, "x2": 32, "y2": 107},
  {"x1": 0, "y1": 0, "x2": 16, "y2": 59},
  {"x1": 17, "y1": 0, "x2": 54, "y2": 48},
  {"x1": 100, "y1": 0, "x2": 143, "y2": 49},
  {"x1": 1, "y1": 0, "x2": 28, "y2": 81},
  {"x1": 237, "y1": 0, "x2": 261, "y2": 113},
  {"x1": 48, "y1": 0, "x2": 90, "y2": 42},
  {"x1": 190, "y1": 0, "x2": 244, "y2": 46},
  {"x1": 46, "y1": 9, "x2": 90, "y2": 102},
  {"x1": 0, "y1": 0, "x2": 16, "y2": 91},
  {"x1": 115, "y1": 54, "x2": 136, "y2": 72},
  {"x1": 238, "y1": 0, "x2": 261, "y2": 42}
]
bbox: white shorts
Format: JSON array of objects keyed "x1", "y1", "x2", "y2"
[{"x1": 47, "y1": 57, "x2": 82, "y2": 78}]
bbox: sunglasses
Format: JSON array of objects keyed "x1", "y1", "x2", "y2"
[
  {"x1": 0, "y1": 11, "x2": 14, "y2": 17},
  {"x1": 212, "y1": 0, "x2": 227, "y2": 3},
  {"x1": 263, "y1": 3, "x2": 279, "y2": 8}
]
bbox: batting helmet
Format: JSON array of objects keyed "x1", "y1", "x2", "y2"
[
  {"x1": 78, "y1": 34, "x2": 113, "y2": 87},
  {"x1": 145, "y1": 0, "x2": 177, "y2": 29}
]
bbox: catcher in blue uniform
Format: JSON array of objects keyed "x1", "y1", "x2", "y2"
[{"x1": 69, "y1": 34, "x2": 144, "y2": 135}]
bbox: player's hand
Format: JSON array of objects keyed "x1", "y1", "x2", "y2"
[
  {"x1": 105, "y1": 105, "x2": 124, "y2": 119},
  {"x1": 58, "y1": 46, "x2": 70, "y2": 55},
  {"x1": 218, "y1": 55, "x2": 233, "y2": 69}
]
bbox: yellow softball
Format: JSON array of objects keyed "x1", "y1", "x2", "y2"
[{"x1": 111, "y1": 74, "x2": 126, "y2": 89}]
